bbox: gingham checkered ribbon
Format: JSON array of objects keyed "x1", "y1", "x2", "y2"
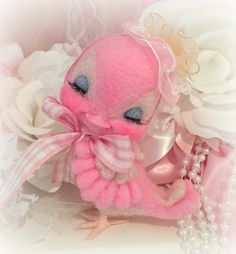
[{"x1": 0, "y1": 96, "x2": 134, "y2": 207}]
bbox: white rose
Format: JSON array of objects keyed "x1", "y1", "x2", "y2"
[
  {"x1": 2, "y1": 79, "x2": 55, "y2": 142},
  {"x1": 140, "y1": 0, "x2": 236, "y2": 144},
  {"x1": 18, "y1": 43, "x2": 78, "y2": 97},
  {"x1": 1, "y1": 43, "x2": 79, "y2": 192},
  {"x1": 1, "y1": 43, "x2": 78, "y2": 141}
]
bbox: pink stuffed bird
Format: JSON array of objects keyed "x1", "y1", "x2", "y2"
[
  {"x1": 59, "y1": 33, "x2": 200, "y2": 238},
  {"x1": 0, "y1": 33, "x2": 200, "y2": 240}
]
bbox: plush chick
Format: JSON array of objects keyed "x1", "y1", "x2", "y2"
[{"x1": 60, "y1": 34, "x2": 199, "y2": 239}]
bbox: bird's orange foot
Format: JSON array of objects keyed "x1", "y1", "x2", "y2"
[{"x1": 75, "y1": 213, "x2": 129, "y2": 240}]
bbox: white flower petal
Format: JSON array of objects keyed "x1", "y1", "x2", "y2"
[
  {"x1": 7, "y1": 77, "x2": 24, "y2": 89},
  {"x1": 18, "y1": 50, "x2": 73, "y2": 88},
  {"x1": 1, "y1": 107, "x2": 35, "y2": 142},
  {"x1": 201, "y1": 92, "x2": 236, "y2": 105},
  {"x1": 16, "y1": 81, "x2": 44, "y2": 124},
  {"x1": 11, "y1": 107, "x2": 53, "y2": 136},
  {"x1": 184, "y1": 10, "x2": 235, "y2": 39},
  {"x1": 141, "y1": 1, "x2": 236, "y2": 144},
  {"x1": 194, "y1": 78, "x2": 236, "y2": 95},
  {"x1": 191, "y1": 106, "x2": 236, "y2": 133},
  {"x1": 189, "y1": 93, "x2": 203, "y2": 108},
  {"x1": 34, "y1": 108, "x2": 54, "y2": 128},
  {"x1": 196, "y1": 30, "x2": 236, "y2": 68},
  {"x1": 190, "y1": 50, "x2": 232, "y2": 93},
  {"x1": 182, "y1": 109, "x2": 236, "y2": 144}
]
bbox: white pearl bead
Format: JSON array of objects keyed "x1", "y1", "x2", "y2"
[
  {"x1": 193, "y1": 175, "x2": 201, "y2": 183},
  {"x1": 209, "y1": 223, "x2": 218, "y2": 232},
  {"x1": 188, "y1": 171, "x2": 196, "y2": 179},
  {"x1": 210, "y1": 233, "x2": 218, "y2": 244},
  {"x1": 202, "y1": 195, "x2": 209, "y2": 204},
  {"x1": 223, "y1": 211, "x2": 231, "y2": 220},
  {"x1": 192, "y1": 162, "x2": 201, "y2": 171},
  {"x1": 202, "y1": 147, "x2": 210, "y2": 154},
  {"x1": 182, "y1": 158, "x2": 189, "y2": 166},
  {"x1": 180, "y1": 168, "x2": 187, "y2": 177},
  {"x1": 228, "y1": 187, "x2": 235, "y2": 195},
  {"x1": 205, "y1": 205, "x2": 213, "y2": 214},
  {"x1": 200, "y1": 230, "x2": 209, "y2": 239},
  {"x1": 195, "y1": 210, "x2": 204, "y2": 218},
  {"x1": 181, "y1": 241, "x2": 192, "y2": 250},
  {"x1": 198, "y1": 154, "x2": 206, "y2": 162},
  {"x1": 220, "y1": 236, "x2": 228, "y2": 245},
  {"x1": 201, "y1": 243, "x2": 209, "y2": 252},
  {"x1": 178, "y1": 229, "x2": 188, "y2": 237},
  {"x1": 189, "y1": 235, "x2": 197, "y2": 243},
  {"x1": 198, "y1": 185, "x2": 204, "y2": 192},
  {"x1": 230, "y1": 177, "x2": 236, "y2": 185},
  {"x1": 195, "y1": 184, "x2": 204, "y2": 193},
  {"x1": 207, "y1": 213, "x2": 216, "y2": 222}
]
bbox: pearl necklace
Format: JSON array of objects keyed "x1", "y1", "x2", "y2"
[{"x1": 177, "y1": 142, "x2": 236, "y2": 254}]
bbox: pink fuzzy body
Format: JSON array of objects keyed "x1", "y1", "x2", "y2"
[{"x1": 60, "y1": 34, "x2": 200, "y2": 219}]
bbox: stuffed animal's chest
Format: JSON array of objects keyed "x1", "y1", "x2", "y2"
[{"x1": 71, "y1": 139, "x2": 143, "y2": 210}]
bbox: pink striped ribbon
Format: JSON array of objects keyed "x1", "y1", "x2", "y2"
[{"x1": 0, "y1": 97, "x2": 134, "y2": 207}]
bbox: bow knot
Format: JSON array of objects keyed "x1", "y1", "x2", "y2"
[{"x1": 42, "y1": 96, "x2": 135, "y2": 177}]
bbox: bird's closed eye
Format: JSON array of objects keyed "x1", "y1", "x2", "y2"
[
  {"x1": 68, "y1": 74, "x2": 89, "y2": 95},
  {"x1": 124, "y1": 107, "x2": 143, "y2": 124}
]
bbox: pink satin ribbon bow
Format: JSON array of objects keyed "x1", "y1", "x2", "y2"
[{"x1": 0, "y1": 96, "x2": 135, "y2": 207}]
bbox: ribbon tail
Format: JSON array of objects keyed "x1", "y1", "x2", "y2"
[
  {"x1": 176, "y1": 128, "x2": 196, "y2": 155},
  {"x1": 138, "y1": 118, "x2": 176, "y2": 167},
  {"x1": 51, "y1": 146, "x2": 76, "y2": 184},
  {"x1": 0, "y1": 132, "x2": 79, "y2": 207}
]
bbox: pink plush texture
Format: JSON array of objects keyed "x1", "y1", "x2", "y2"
[
  {"x1": 92, "y1": 34, "x2": 158, "y2": 111},
  {"x1": 73, "y1": 131, "x2": 199, "y2": 219},
  {"x1": 76, "y1": 168, "x2": 99, "y2": 189},
  {"x1": 75, "y1": 140, "x2": 92, "y2": 158},
  {"x1": 60, "y1": 33, "x2": 200, "y2": 219},
  {"x1": 61, "y1": 34, "x2": 160, "y2": 141},
  {"x1": 74, "y1": 152, "x2": 199, "y2": 218},
  {"x1": 71, "y1": 157, "x2": 95, "y2": 174},
  {"x1": 135, "y1": 169, "x2": 200, "y2": 219},
  {"x1": 97, "y1": 182, "x2": 117, "y2": 208}
]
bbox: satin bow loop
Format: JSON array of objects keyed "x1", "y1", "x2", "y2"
[{"x1": 42, "y1": 96, "x2": 80, "y2": 132}]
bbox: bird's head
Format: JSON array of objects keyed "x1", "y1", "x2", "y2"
[{"x1": 61, "y1": 33, "x2": 174, "y2": 140}]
